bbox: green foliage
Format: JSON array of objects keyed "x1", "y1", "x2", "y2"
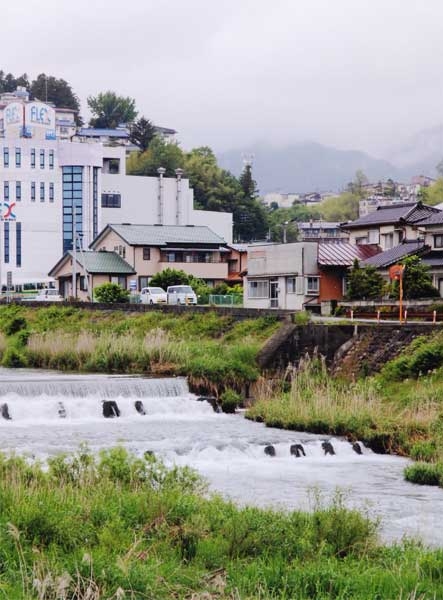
[
  {"x1": 421, "y1": 177, "x2": 443, "y2": 206},
  {"x1": 30, "y1": 73, "x2": 81, "y2": 120},
  {"x1": 0, "y1": 448, "x2": 443, "y2": 598},
  {"x1": 93, "y1": 283, "x2": 129, "y2": 303},
  {"x1": 346, "y1": 259, "x2": 384, "y2": 300},
  {"x1": 0, "y1": 69, "x2": 30, "y2": 93},
  {"x1": 390, "y1": 255, "x2": 440, "y2": 300},
  {"x1": 381, "y1": 333, "x2": 443, "y2": 380},
  {"x1": 126, "y1": 135, "x2": 184, "y2": 176},
  {"x1": 294, "y1": 310, "x2": 311, "y2": 325},
  {"x1": 87, "y1": 90, "x2": 137, "y2": 128},
  {"x1": 404, "y1": 462, "x2": 443, "y2": 486},
  {"x1": 129, "y1": 116, "x2": 156, "y2": 151},
  {"x1": 149, "y1": 268, "x2": 190, "y2": 289},
  {"x1": 319, "y1": 191, "x2": 360, "y2": 221},
  {"x1": 220, "y1": 389, "x2": 241, "y2": 413}
]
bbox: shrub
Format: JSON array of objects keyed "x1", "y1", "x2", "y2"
[
  {"x1": 220, "y1": 389, "x2": 241, "y2": 413},
  {"x1": 404, "y1": 462, "x2": 443, "y2": 486},
  {"x1": 93, "y1": 283, "x2": 129, "y2": 303}
]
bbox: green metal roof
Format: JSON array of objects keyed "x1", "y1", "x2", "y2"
[
  {"x1": 69, "y1": 251, "x2": 135, "y2": 274},
  {"x1": 102, "y1": 224, "x2": 226, "y2": 246}
]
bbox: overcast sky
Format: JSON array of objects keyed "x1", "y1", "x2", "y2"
[{"x1": 2, "y1": 0, "x2": 443, "y2": 160}]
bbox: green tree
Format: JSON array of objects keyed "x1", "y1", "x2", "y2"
[
  {"x1": 30, "y1": 74, "x2": 80, "y2": 113},
  {"x1": 93, "y1": 282, "x2": 129, "y2": 303},
  {"x1": 320, "y1": 191, "x2": 360, "y2": 222},
  {"x1": 346, "y1": 259, "x2": 384, "y2": 300},
  {"x1": 126, "y1": 137, "x2": 184, "y2": 177},
  {"x1": 0, "y1": 70, "x2": 30, "y2": 93},
  {"x1": 148, "y1": 268, "x2": 190, "y2": 289},
  {"x1": 391, "y1": 256, "x2": 439, "y2": 300},
  {"x1": 129, "y1": 117, "x2": 157, "y2": 152},
  {"x1": 239, "y1": 163, "x2": 258, "y2": 199},
  {"x1": 87, "y1": 91, "x2": 137, "y2": 128},
  {"x1": 346, "y1": 170, "x2": 369, "y2": 198},
  {"x1": 421, "y1": 179, "x2": 443, "y2": 206}
]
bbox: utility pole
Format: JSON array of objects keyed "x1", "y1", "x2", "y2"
[{"x1": 72, "y1": 235, "x2": 77, "y2": 299}]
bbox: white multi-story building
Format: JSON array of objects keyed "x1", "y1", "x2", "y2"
[{"x1": 0, "y1": 88, "x2": 232, "y2": 289}]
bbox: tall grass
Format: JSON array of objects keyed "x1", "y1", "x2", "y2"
[
  {"x1": 248, "y1": 355, "x2": 440, "y2": 455},
  {"x1": 0, "y1": 447, "x2": 442, "y2": 599}
]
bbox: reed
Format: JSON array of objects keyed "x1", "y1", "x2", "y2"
[{"x1": 0, "y1": 448, "x2": 442, "y2": 599}]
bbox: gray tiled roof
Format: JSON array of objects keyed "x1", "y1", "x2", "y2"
[
  {"x1": 362, "y1": 241, "x2": 427, "y2": 268},
  {"x1": 105, "y1": 224, "x2": 226, "y2": 246},
  {"x1": 341, "y1": 202, "x2": 439, "y2": 229},
  {"x1": 70, "y1": 251, "x2": 135, "y2": 274},
  {"x1": 415, "y1": 212, "x2": 443, "y2": 226}
]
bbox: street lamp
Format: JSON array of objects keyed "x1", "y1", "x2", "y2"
[{"x1": 283, "y1": 221, "x2": 289, "y2": 244}]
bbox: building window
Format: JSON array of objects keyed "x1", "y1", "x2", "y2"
[
  {"x1": 139, "y1": 276, "x2": 150, "y2": 289},
  {"x1": 16, "y1": 181, "x2": 21, "y2": 201},
  {"x1": 62, "y1": 166, "x2": 83, "y2": 253},
  {"x1": 49, "y1": 182, "x2": 54, "y2": 202},
  {"x1": 15, "y1": 148, "x2": 21, "y2": 167},
  {"x1": 101, "y1": 193, "x2": 121, "y2": 208},
  {"x1": 40, "y1": 182, "x2": 45, "y2": 201},
  {"x1": 248, "y1": 280, "x2": 269, "y2": 298},
  {"x1": 4, "y1": 222, "x2": 9, "y2": 264},
  {"x1": 93, "y1": 167, "x2": 99, "y2": 238},
  {"x1": 40, "y1": 149, "x2": 45, "y2": 169},
  {"x1": 31, "y1": 182, "x2": 36, "y2": 201},
  {"x1": 49, "y1": 150, "x2": 54, "y2": 169},
  {"x1": 4, "y1": 181, "x2": 9, "y2": 201},
  {"x1": 434, "y1": 235, "x2": 443, "y2": 248},
  {"x1": 142, "y1": 247, "x2": 151, "y2": 260},
  {"x1": 306, "y1": 276, "x2": 320, "y2": 295},
  {"x1": 16, "y1": 222, "x2": 21, "y2": 267},
  {"x1": 111, "y1": 275, "x2": 126, "y2": 288},
  {"x1": 287, "y1": 277, "x2": 296, "y2": 293},
  {"x1": 31, "y1": 148, "x2": 36, "y2": 168},
  {"x1": 3, "y1": 147, "x2": 9, "y2": 167},
  {"x1": 368, "y1": 230, "x2": 380, "y2": 244}
]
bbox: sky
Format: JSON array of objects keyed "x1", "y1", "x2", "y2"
[{"x1": 2, "y1": 0, "x2": 443, "y2": 160}]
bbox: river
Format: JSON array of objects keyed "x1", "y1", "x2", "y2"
[{"x1": 1, "y1": 368, "x2": 442, "y2": 547}]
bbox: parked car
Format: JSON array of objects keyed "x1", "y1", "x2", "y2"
[
  {"x1": 167, "y1": 285, "x2": 197, "y2": 305},
  {"x1": 140, "y1": 286, "x2": 167, "y2": 305},
  {"x1": 35, "y1": 289, "x2": 63, "y2": 302}
]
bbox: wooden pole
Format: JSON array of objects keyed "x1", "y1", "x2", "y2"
[{"x1": 399, "y1": 267, "x2": 404, "y2": 324}]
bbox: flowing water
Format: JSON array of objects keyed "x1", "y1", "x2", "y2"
[{"x1": 1, "y1": 368, "x2": 442, "y2": 546}]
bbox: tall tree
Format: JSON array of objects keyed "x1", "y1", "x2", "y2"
[
  {"x1": 126, "y1": 136, "x2": 184, "y2": 177},
  {"x1": 346, "y1": 260, "x2": 384, "y2": 300},
  {"x1": 391, "y1": 256, "x2": 439, "y2": 300},
  {"x1": 87, "y1": 91, "x2": 137, "y2": 128},
  {"x1": 30, "y1": 74, "x2": 80, "y2": 112},
  {"x1": 0, "y1": 70, "x2": 30, "y2": 93},
  {"x1": 239, "y1": 163, "x2": 258, "y2": 199},
  {"x1": 129, "y1": 117, "x2": 157, "y2": 152}
]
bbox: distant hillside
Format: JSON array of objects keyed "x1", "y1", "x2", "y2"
[
  {"x1": 217, "y1": 141, "x2": 438, "y2": 195},
  {"x1": 388, "y1": 125, "x2": 443, "y2": 173}
]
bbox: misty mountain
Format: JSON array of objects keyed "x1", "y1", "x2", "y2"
[
  {"x1": 388, "y1": 125, "x2": 443, "y2": 173},
  {"x1": 217, "y1": 140, "x2": 438, "y2": 195}
]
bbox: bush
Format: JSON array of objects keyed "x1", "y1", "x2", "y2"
[
  {"x1": 220, "y1": 389, "x2": 241, "y2": 413},
  {"x1": 93, "y1": 283, "x2": 129, "y2": 303},
  {"x1": 404, "y1": 462, "x2": 443, "y2": 486}
]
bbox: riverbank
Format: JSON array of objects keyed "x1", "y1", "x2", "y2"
[
  {"x1": 247, "y1": 332, "x2": 443, "y2": 487},
  {"x1": 1, "y1": 447, "x2": 443, "y2": 599},
  {"x1": 0, "y1": 305, "x2": 279, "y2": 396}
]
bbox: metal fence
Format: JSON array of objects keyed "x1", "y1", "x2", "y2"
[{"x1": 208, "y1": 294, "x2": 243, "y2": 306}]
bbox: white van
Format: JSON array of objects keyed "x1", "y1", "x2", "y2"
[
  {"x1": 167, "y1": 285, "x2": 197, "y2": 305},
  {"x1": 140, "y1": 286, "x2": 167, "y2": 304}
]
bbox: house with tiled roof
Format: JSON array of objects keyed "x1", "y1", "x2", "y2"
[
  {"x1": 341, "y1": 201, "x2": 440, "y2": 250},
  {"x1": 49, "y1": 223, "x2": 232, "y2": 299}
]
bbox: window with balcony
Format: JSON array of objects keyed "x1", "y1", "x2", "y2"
[{"x1": 306, "y1": 276, "x2": 320, "y2": 295}]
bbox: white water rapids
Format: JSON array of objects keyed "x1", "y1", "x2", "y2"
[{"x1": 1, "y1": 368, "x2": 442, "y2": 547}]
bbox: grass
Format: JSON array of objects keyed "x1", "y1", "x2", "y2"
[
  {"x1": 0, "y1": 306, "x2": 280, "y2": 393},
  {"x1": 0, "y1": 447, "x2": 443, "y2": 599}
]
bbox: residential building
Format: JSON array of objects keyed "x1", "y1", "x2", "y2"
[
  {"x1": 0, "y1": 87, "x2": 232, "y2": 290},
  {"x1": 297, "y1": 221, "x2": 349, "y2": 243},
  {"x1": 244, "y1": 242, "x2": 319, "y2": 310},
  {"x1": 225, "y1": 243, "x2": 248, "y2": 285},
  {"x1": 49, "y1": 250, "x2": 136, "y2": 301},
  {"x1": 341, "y1": 201, "x2": 440, "y2": 250}
]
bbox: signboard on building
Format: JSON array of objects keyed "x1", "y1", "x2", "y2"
[
  {"x1": 4, "y1": 102, "x2": 23, "y2": 127},
  {"x1": 0, "y1": 202, "x2": 16, "y2": 221},
  {"x1": 25, "y1": 102, "x2": 56, "y2": 139}
]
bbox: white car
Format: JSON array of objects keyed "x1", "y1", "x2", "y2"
[
  {"x1": 140, "y1": 286, "x2": 168, "y2": 305},
  {"x1": 167, "y1": 285, "x2": 197, "y2": 305},
  {"x1": 34, "y1": 289, "x2": 63, "y2": 302}
]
